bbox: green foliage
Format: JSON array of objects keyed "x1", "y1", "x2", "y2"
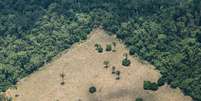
[
  {"x1": 157, "y1": 77, "x2": 165, "y2": 87},
  {"x1": 103, "y1": 61, "x2": 110, "y2": 68},
  {"x1": 122, "y1": 53, "x2": 131, "y2": 66},
  {"x1": 122, "y1": 58, "x2": 131, "y2": 66},
  {"x1": 96, "y1": 45, "x2": 103, "y2": 53},
  {"x1": 136, "y1": 97, "x2": 143, "y2": 101},
  {"x1": 89, "y1": 86, "x2": 96, "y2": 94},
  {"x1": 105, "y1": 44, "x2": 112, "y2": 51},
  {"x1": 144, "y1": 81, "x2": 159, "y2": 91}
]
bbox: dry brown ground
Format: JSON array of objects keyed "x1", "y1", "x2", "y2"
[{"x1": 5, "y1": 28, "x2": 192, "y2": 101}]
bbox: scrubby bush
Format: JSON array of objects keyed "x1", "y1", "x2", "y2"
[
  {"x1": 122, "y1": 58, "x2": 131, "y2": 66},
  {"x1": 116, "y1": 76, "x2": 120, "y2": 80},
  {"x1": 60, "y1": 73, "x2": 65, "y2": 85},
  {"x1": 144, "y1": 81, "x2": 159, "y2": 91},
  {"x1": 106, "y1": 44, "x2": 112, "y2": 51},
  {"x1": 116, "y1": 70, "x2": 120, "y2": 76},
  {"x1": 136, "y1": 97, "x2": 143, "y2": 101},
  {"x1": 122, "y1": 53, "x2": 131, "y2": 66},
  {"x1": 89, "y1": 86, "x2": 96, "y2": 94},
  {"x1": 112, "y1": 66, "x2": 116, "y2": 74},
  {"x1": 115, "y1": 70, "x2": 121, "y2": 80},
  {"x1": 96, "y1": 46, "x2": 103, "y2": 53},
  {"x1": 95, "y1": 44, "x2": 103, "y2": 53},
  {"x1": 103, "y1": 61, "x2": 110, "y2": 68}
]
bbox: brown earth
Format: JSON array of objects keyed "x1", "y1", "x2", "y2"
[{"x1": 5, "y1": 28, "x2": 192, "y2": 101}]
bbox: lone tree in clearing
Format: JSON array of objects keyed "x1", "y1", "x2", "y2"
[
  {"x1": 122, "y1": 53, "x2": 131, "y2": 66},
  {"x1": 89, "y1": 86, "x2": 96, "y2": 94},
  {"x1": 60, "y1": 72, "x2": 65, "y2": 85},
  {"x1": 103, "y1": 61, "x2": 110, "y2": 68}
]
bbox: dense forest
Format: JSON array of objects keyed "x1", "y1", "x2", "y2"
[{"x1": 0, "y1": 0, "x2": 201, "y2": 100}]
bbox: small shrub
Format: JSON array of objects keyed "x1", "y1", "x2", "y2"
[
  {"x1": 103, "y1": 61, "x2": 110, "y2": 68},
  {"x1": 122, "y1": 53, "x2": 131, "y2": 66},
  {"x1": 144, "y1": 81, "x2": 159, "y2": 91},
  {"x1": 97, "y1": 47, "x2": 103, "y2": 53},
  {"x1": 60, "y1": 81, "x2": 65, "y2": 85},
  {"x1": 116, "y1": 70, "x2": 120, "y2": 76},
  {"x1": 136, "y1": 97, "x2": 143, "y2": 101},
  {"x1": 89, "y1": 86, "x2": 96, "y2": 94},
  {"x1": 97, "y1": 46, "x2": 102, "y2": 52},
  {"x1": 95, "y1": 44, "x2": 103, "y2": 53},
  {"x1": 106, "y1": 44, "x2": 112, "y2": 51},
  {"x1": 60, "y1": 73, "x2": 65, "y2": 85},
  {"x1": 116, "y1": 76, "x2": 120, "y2": 80},
  {"x1": 112, "y1": 66, "x2": 116, "y2": 74},
  {"x1": 122, "y1": 58, "x2": 131, "y2": 66}
]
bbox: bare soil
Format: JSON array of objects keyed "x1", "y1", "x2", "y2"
[{"x1": 5, "y1": 28, "x2": 192, "y2": 101}]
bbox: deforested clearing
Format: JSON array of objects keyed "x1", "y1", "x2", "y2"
[{"x1": 5, "y1": 29, "x2": 192, "y2": 101}]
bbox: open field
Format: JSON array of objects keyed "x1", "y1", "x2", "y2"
[{"x1": 5, "y1": 29, "x2": 192, "y2": 101}]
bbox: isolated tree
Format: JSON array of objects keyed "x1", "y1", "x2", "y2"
[
  {"x1": 89, "y1": 86, "x2": 96, "y2": 94},
  {"x1": 122, "y1": 53, "x2": 131, "y2": 66}
]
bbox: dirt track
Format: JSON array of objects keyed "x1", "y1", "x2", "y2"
[{"x1": 5, "y1": 29, "x2": 192, "y2": 101}]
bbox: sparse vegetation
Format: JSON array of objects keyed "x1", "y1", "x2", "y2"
[
  {"x1": 95, "y1": 44, "x2": 103, "y2": 53},
  {"x1": 116, "y1": 76, "x2": 120, "y2": 80},
  {"x1": 144, "y1": 81, "x2": 159, "y2": 91},
  {"x1": 60, "y1": 73, "x2": 65, "y2": 85},
  {"x1": 89, "y1": 86, "x2": 96, "y2": 94},
  {"x1": 136, "y1": 97, "x2": 143, "y2": 101},
  {"x1": 115, "y1": 70, "x2": 121, "y2": 80},
  {"x1": 112, "y1": 42, "x2": 116, "y2": 52},
  {"x1": 112, "y1": 66, "x2": 116, "y2": 74},
  {"x1": 106, "y1": 44, "x2": 112, "y2": 52},
  {"x1": 103, "y1": 61, "x2": 110, "y2": 68},
  {"x1": 122, "y1": 53, "x2": 131, "y2": 66},
  {"x1": 1, "y1": 0, "x2": 201, "y2": 100},
  {"x1": 116, "y1": 70, "x2": 120, "y2": 76}
]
